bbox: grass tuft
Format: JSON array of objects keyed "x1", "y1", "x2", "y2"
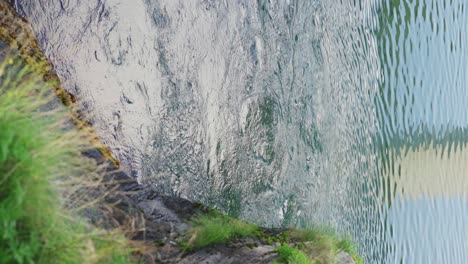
[
  {"x1": 288, "y1": 227, "x2": 363, "y2": 264},
  {"x1": 185, "y1": 211, "x2": 259, "y2": 249},
  {"x1": 275, "y1": 245, "x2": 309, "y2": 264},
  {"x1": 0, "y1": 51, "x2": 135, "y2": 263}
]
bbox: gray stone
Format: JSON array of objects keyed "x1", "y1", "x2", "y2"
[
  {"x1": 178, "y1": 245, "x2": 278, "y2": 264},
  {"x1": 335, "y1": 251, "x2": 355, "y2": 264}
]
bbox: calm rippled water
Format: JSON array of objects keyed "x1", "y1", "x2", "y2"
[{"x1": 15, "y1": 0, "x2": 468, "y2": 262}]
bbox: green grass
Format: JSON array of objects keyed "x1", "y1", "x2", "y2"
[
  {"x1": 288, "y1": 228, "x2": 363, "y2": 264},
  {"x1": 184, "y1": 210, "x2": 363, "y2": 263},
  {"x1": 335, "y1": 239, "x2": 362, "y2": 263},
  {"x1": 0, "y1": 52, "x2": 136, "y2": 263},
  {"x1": 275, "y1": 245, "x2": 309, "y2": 264},
  {"x1": 185, "y1": 211, "x2": 259, "y2": 249}
]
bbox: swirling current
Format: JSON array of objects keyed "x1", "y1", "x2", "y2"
[{"x1": 16, "y1": 0, "x2": 468, "y2": 262}]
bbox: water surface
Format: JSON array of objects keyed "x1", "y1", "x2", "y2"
[{"x1": 16, "y1": 0, "x2": 468, "y2": 262}]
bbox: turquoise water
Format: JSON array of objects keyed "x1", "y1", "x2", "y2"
[{"x1": 17, "y1": 0, "x2": 468, "y2": 262}]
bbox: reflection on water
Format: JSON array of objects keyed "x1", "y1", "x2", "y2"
[
  {"x1": 374, "y1": 0, "x2": 468, "y2": 262},
  {"x1": 15, "y1": 0, "x2": 468, "y2": 262}
]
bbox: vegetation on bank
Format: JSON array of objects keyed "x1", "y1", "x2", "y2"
[
  {"x1": 184, "y1": 211, "x2": 362, "y2": 264},
  {"x1": 268, "y1": 227, "x2": 362, "y2": 264},
  {"x1": 0, "y1": 52, "x2": 136, "y2": 263},
  {"x1": 184, "y1": 210, "x2": 259, "y2": 249},
  {"x1": 285, "y1": 228, "x2": 363, "y2": 264},
  {"x1": 275, "y1": 245, "x2": 310, "y2": 264}
]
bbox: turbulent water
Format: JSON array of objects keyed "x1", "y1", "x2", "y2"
[{"x1": 16, "y1": 0, "x2": 468, "y2": 262}]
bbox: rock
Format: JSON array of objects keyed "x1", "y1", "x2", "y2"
[
  {"x1": 138, "y1": 199, "x2": 182, "y2": 224},
  {"x1": 178, "y1": 245, "x2": 278, "y2": 264},
  {"x1": 94, "y1": 170, "x2": 285, "y2": 263},
  {"x1": 336, "y1": 251, "x2": 355, "y2": 264}
]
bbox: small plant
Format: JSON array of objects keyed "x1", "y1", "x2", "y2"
[
  {"x1": 185, "y1": 211, "x2": 259, "y2": 249},
  {"x1": 275, "y1": 245, "x2": 309, "y2": 264},
  {"x1": 335, "y1": 238, "x2": 363, "y2": 264},
  {"x1": 288, "y1": 227, "x2": 363, "y2": 264}
]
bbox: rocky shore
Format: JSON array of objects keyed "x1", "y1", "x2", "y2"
[{"x1": 85, "y1": 148, "x2": 357, "y2": 264}]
